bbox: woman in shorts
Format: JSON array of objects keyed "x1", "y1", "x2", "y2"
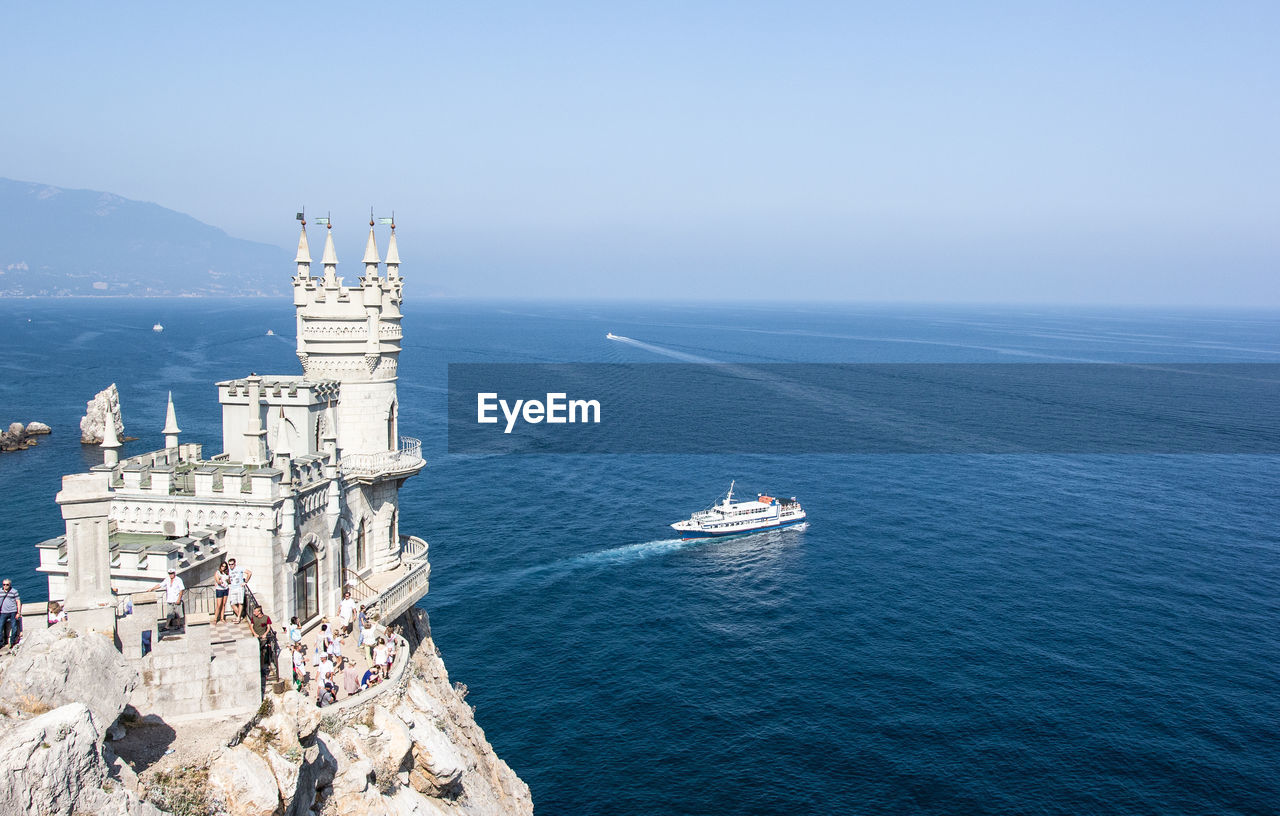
[{"x1": 213, "y1": 561, "x2": 230, "y2": 623}]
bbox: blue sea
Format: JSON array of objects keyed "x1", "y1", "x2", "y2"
[{"x1": 2, "y1": 299, "x2": 1278, "y2": 815}]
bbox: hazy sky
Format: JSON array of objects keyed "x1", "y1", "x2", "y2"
[{"x1": 3, "y1": 2, "x2": 1277, "y2": 304}]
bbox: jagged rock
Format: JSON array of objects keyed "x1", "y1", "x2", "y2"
[
  {"x1": 104, "y1": 741, "x2": 140, "y2": 792},
  {"x1": 265, "y1": 746, "x2": 301, "y2": 810},
  {"x1": 385, "y1": 785, "x2": 453, "y2": 815},
  {"x1": 327, "y1": 788, "x2": 395, "y2": 816},
  {"x1": 331, "y1": 757, "x2": 376, "y2": 798},
  {"x1": 24, "y1": 421, "x2": 51, "y2": 435},
  {"x1": 396, "y1": 705, "x2": 465, "y2": 792},
  {"x1": 81, "y1": 383, "x2": 124, "y2": 444},
  {"x1": 107, "y1": 719, "x2": 127, "y2": 741},
  {"x1": 0, "y1": 626, "x2": 138, "y2": 733},
  {"x1": 369, "y1": 704, "x2": 414, "y2": 774},
  {"x1": 405, "y1": 678, "x2": 449, "y2": 722},
  {"x1": 208, "y1": 744, "x2": 281, "y2": 816},
  {"x1": 0, "y1": 702, "x2": 161, "y2": 816},
  {"x1": 0, "y1": 703, "x2": 103, "y2": 815},
  {"x1": 254, "y1": 689, "x2": 320, "y2": 753}
]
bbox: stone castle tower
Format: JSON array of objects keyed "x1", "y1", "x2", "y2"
[{"x1": 38, "y1": 214, "x2": 429, "y2": 639}]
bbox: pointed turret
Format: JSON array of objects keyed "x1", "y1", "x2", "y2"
[
  {"x1": 101, "y1": 407, "x2": 121, "y2": 467},
  {"x1": 385, "y1": 222, "x2": 400, "y2": 280},
  {"x1": 321, "y1": 223, "x2": 339, "y2": 285},
  {"x1": 273, "y1": 406, "x2": 293, "y2": 480},
  {"x1": 322, "y1": 399, "x2": 338, "y2": 463},
  {"x1": 295, "y1": 221, "x2": 312, "y2": 279},
  {"x1": 162, "y1": 391, "x2": 181, "y2": 450},
  {"x1": 362, "y1": 218, "x2": 381, "y2": 280}
]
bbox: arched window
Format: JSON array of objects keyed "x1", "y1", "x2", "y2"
[
  {"x1": 294, "y1": 545, "x2": 319, "y2": 623},
  {"x1": 387, "y1": 401, "x2": 398, "y2": 451},
  {"x1": 356, "y1": 521, "x2": 367, "y2": 571},
  {"x1": 389, "y1": 509, "x2": 398, "y2": 551}
]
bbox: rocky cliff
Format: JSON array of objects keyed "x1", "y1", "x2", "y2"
[{"x1": 0, "y1": 610, "x2": 532, "y2": 816}]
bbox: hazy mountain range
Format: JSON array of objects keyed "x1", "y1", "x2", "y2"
[{"x1": 0, "y1": 178, "x2": 290, "y2": 296}]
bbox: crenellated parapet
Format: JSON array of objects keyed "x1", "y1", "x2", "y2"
[{"x1": 291, "y1": 217, "x2": 403, "y2": 384}]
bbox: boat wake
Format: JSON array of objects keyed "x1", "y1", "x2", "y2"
[
  {"x1": 605, "y1": 333, "x2": 718, "y2": 363},
  {"x1": 426, "y1": 536, "x2": 700, "y2": 608}
]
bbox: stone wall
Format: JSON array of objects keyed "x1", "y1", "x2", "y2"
[{"x1": 129, "y1": 617, "x2": 263, "y2": 720}]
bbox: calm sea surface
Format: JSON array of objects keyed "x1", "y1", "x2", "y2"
[{"x1": 1, "y1": 299, "x2": 1278, "y2": 815}]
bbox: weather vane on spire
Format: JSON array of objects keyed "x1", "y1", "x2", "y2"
[{"x1": 296, "y1": 207, "x2": 306, "y2": 226}]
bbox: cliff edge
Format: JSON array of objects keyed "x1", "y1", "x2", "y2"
[{"x1": 0, "y1": 610, "x2": 532, "y2": 816}]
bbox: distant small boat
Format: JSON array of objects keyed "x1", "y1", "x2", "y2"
[
  {"x1": 606, "y1": 332, "x2": 619, "y2": 340},
  {"x1": 152, "y1": 324, "x2": 164, "y2": 332},
  {"x1": 266, "y1": 329, "x2": 275, "y2": 336}
]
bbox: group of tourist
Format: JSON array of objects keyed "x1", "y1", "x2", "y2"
[
  {"x1": 284, "y1": 595, "x2": 399, "y2": 707},
  {"x1": 0, "y1": 572, "x2": 394, "y2": 707},
  {"x1": 211, "y1": 557, "x2": 252, "y2": 624}
]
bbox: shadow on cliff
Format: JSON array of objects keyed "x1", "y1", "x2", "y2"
[{"x1": 111, "y1": 713, "x2": 178, "y2": 772}]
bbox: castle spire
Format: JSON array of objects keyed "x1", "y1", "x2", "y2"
[
  {"x1": 385, "y1": 219, "x2": 400, "y2": 279},
  {"x1": 101, "y1": 406, "x2": 121, "y2": 467},
  {"x1": 162, "y1": 391, "x2": 181, "y2": 450},
  {"x1": 362, "y1": 214, "x2": 381, "y2": 279},
  {"x1": 272, "y1": 406, "x2": 293, "y2": 480},
  {"x1": 295, "y1": 218, "x2": 312, "y2": 278},
  {"x1": 321, "y1": 220, "x2": 338, "y2": 285}
]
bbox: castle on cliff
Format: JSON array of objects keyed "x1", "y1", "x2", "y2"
[{"x1": 32, "y1": 216, "x2": 430, "y2": 656}]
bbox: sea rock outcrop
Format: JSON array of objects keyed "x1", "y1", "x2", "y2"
[
  {"x1": 0, "y1": 420, "x2": 49, "y2": 452},
  {"x1": 81, "y1": 383, "x2": 125, "y2": 444}
]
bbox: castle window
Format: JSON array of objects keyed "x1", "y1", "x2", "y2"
[
  {"x1": 357, "y1": 522, "x2": 367, "y2": 571},
  {"x1": 294, "y1": 545, "x2": 319, "y2": 623}
]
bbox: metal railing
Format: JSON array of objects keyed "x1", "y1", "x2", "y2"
[
  {"x1": 116, "y1": 580, "x2": 262, "y2": 626},
  {"x1": 341, "y1": 437, "x2": 423, "y2": 478},
  {"x1": 343, "y1": 568, "x2": 379, "y2": 606}
]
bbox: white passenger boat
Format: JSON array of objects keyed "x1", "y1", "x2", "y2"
[{"x1": 671, "y1": 481, "x2": 806, "y2": 539}]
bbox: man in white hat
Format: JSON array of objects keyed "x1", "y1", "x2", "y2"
[{"x1": 151, "y1": 568, "x2": 185, "y2": 630}]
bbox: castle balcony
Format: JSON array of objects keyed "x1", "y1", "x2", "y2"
[
  {"x1": 341, "y1": 436, "x2": 424, "y2": 482},
  {"x1": 344, "y1": 534, "x2": 431, "y2": 623}
]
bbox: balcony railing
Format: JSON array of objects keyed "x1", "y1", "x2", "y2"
[{"x1": 341, "y1": 436, "x2": 424, "y2": 479}]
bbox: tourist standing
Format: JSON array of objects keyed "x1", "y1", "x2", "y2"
[
  {"x1": 373, "y1": 637, "x2": 389, "y2": 679},
  {"x1": 315, "y1": 623, "x2": 332, "y2": 664},
  {"x1": 250, "y1": 607, "x2": 276, "y2": 680},
  {"x1": 288, "y1": 616, "x2": 303, "y2": 645},
  {"x1": 338, "y1": 590, "x2": 357, "y2": 636},
  {"x1": 150, "y1": 569, "x2": 185, "y2": 630},
  {"x1": 0, "y1": 578, "x2": 21, "y2": 648},
  {"x1": 226, "y1": 557, "x2": 251, "y2": 622},
  {"x1": 212, "y1": 562, "x2": 230, "y2": 623},
  {"x1": 291, "y1": 644, "x2": 307, "y2": 692},
  {"x1": 342, "y1": 656, "x2": 361, "y2": 697},
  {"x1": 359, "y1": 620, "x2": 378, "y2": 664}
]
